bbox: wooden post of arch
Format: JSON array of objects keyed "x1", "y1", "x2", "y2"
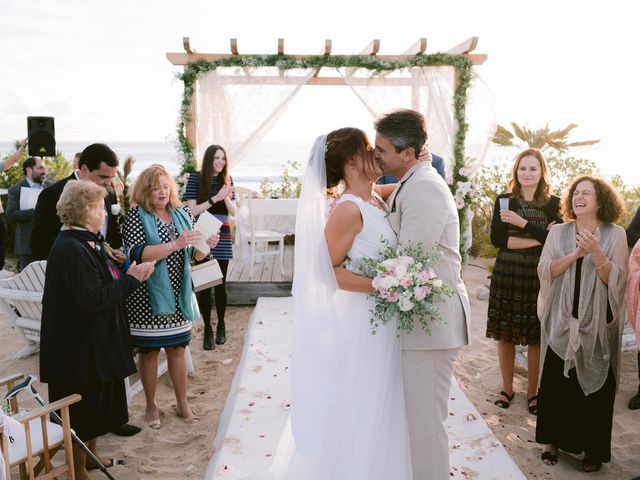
[{"x1": 183, "y1": 37, "x2": 198, "y2": 151}]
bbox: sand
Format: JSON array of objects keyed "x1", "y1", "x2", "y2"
[
  {"x1": 1, "y1": 306, "x2": 252, "y2": 480},
  {"x1": 3, "y1": 257, "x2": 640, "y2": 479}
]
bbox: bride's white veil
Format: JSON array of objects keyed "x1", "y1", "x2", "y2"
[{"x1": 290, "y1": 134, "x2": 338, "y2": 453}]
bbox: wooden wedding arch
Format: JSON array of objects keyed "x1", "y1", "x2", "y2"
[
  {"x1": 167, "y1": 36, "x2": 487, "y2": 158},
  {"x1": 166, "y1": 37, "x2": 488, "y2": 262}
]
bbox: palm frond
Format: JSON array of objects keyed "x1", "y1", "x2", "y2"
[
  {"x1": 548, "y1": 123, "x2": 577, "y2": 140},
  {"x1": 492, "y1": 125, "x2": 515, "y2": 146},
  {"x1": 567, "y1": 140, "x2": 601, "y2": 147},
  {"x1": 511, "y1": 122, "x2": 527, "y2": 142}
]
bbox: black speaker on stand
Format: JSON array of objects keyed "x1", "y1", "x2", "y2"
[{"x1": 27, "y1": 116, "x2": 56, "y2": 157}]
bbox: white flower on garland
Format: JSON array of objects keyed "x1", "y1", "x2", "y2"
[
  {"x1": 455, "y1": 181, "x2": 473, "y2": 197},
  {"x1": 459, "y1": 167, "x2": 471, "y2": 177},
  {"x1": 111, "y1": 204, "x2": 122, "y2": 216},
  {"x1": 453, "y1": 194, "x2": 465, "y2": 210}
]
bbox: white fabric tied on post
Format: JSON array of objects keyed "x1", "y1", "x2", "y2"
[
  {"x1": 195, "y1": 67, "x2": 315, "y2": 168},
  {"x1": 339, "y1": 65, "x2": 495, "y2": 177}
]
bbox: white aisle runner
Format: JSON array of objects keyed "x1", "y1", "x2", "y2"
[{"x1": 206, "y1": 297, "x2": 526, "y2": 480}]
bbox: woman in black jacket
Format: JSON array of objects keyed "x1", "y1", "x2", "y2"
[
  {"x1": 39, "y1": 180, "x2": 154, "y2": 479},
  {"x1": 486, "y1": 148, "x2": 562, "y2": 415}
]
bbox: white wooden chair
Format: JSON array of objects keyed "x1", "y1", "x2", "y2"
[
  {"x1": 0, "y1": 262, "x2": 46, "y2": 359},
  {"x1": 233, "y1": 186, "x2": 253, "y2": 252},
  {"x1": 246, "y1": 197, "x2": 286, "y2": 277},
  {"x1": 1, "y1": 373, "x2": 79, "y2": 480}
]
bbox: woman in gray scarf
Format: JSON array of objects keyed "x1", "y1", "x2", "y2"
[{"x1": 536, "y1": 175, "x2": 628, "y2": 472}]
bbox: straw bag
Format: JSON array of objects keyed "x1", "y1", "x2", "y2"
[{"x1": 191, "y1": 259, "x2": 223, "y2": 292}]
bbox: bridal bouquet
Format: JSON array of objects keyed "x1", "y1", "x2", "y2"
[{"x1": 359, "y1": 241, "x2": 453, "y2": 336}]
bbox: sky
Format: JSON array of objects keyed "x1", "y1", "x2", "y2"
[{"x1": 1, "y1": 0, "x2": 638, "y2": 178}]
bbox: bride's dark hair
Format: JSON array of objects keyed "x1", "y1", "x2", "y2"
[{"x1": 325, "y1": 127, "x2": 376, "y2": 195}]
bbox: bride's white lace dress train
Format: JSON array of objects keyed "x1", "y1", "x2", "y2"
[{"x1": 269, "y1": 194, "x2": 412, "y2": 480}]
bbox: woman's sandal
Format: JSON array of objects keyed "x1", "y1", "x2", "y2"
[
  {"x1": 494, "y1": 390, "x2": 515, "y2": 409},
  {"x1": 541, "y1": 451, "x2": 558, "y2": 466},
  {"x1": 582, "y1": 456, "x2": 602, "y2": 473},
  {"x1": 528, "y1": 395, "x2": 538, "y2": 415}
]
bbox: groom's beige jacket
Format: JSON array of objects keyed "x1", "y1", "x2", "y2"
[{"x1": 387, "y1": 161, "x2": 471, "y2": 351}]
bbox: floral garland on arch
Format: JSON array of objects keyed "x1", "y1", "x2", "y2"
[{"x1": 175, "y1": 53, "x2": 475, "y2": 263}]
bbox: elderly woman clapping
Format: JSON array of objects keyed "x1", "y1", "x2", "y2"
[
  {"x1": 40, "y1": 180, "x2": 155, "y2": 478},
  {"x1": 535, "y1": 175, "x2": 628, "y2": 472},
  {"x1": 123, "y1": 164, "x2": 219, "y2": 427}
]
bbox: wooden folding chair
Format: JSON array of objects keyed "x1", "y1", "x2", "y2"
[{"x1": 0, "y1": 373, "x2": 80, "y2": 480}]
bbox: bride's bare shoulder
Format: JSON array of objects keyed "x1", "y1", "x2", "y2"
[{"x1": 326, "y1": 199, "x2": 363, "y2": 234}]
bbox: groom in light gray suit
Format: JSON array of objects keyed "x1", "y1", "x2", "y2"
[{"x1": 375, "y1": 109, "x2": 471, "y2": 479}]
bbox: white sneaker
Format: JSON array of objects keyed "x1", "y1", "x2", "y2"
[{"x1": 0, "y1": 269, "x2": 16, "y2": 279}]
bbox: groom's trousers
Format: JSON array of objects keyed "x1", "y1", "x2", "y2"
[{"x1": 403, "y1": 348, "x2": 459, "y2": 480}]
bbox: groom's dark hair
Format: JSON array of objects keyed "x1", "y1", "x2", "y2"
[{"x1": 374, "y1": 109, "x2": 427, "y2": 160}]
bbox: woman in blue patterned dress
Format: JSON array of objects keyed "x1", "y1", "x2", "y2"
[
  {"x1": 123, "y1": 164, "x2": 219, "y2": 427},
  {"x1": 185, "y1": 145, "x2": 237, "y2": 350}
]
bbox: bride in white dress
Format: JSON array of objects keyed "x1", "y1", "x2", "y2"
[{"x1": 269, "y1": 128, "x2": 412, "y2": 479}]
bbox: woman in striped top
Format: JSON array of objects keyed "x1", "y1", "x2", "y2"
[{"x1": 185, "y1": 145, "x2": 237, "y2": 350}]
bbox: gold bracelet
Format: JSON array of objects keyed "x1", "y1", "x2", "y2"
[{"x1": 596, "y1": 259, "x2": 610, "y2": 271}]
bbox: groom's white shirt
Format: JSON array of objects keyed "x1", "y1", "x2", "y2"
[{"x1": 386, "y1": 161, "x2": 470, "y2": 350}]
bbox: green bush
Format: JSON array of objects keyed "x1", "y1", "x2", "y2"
[
  {"x1": 0, "y1": 144, "x2": 73, "y2": 189},
  {"x1": 259, "y1": 160, "x2": 302, "y2": 199},
  {"x1": 1, "y1": 144, "x2": 73, "y2": 258}
]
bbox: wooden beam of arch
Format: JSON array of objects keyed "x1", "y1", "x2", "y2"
[
  {"x1": 166, "y1": 52, "x2": 487, "y2": 66},
  {"x1": 313, "y1": 40, "x2": 333, "y2": 78},
  {"x1": 343, "y1": 39, "x2": 380, "y2": 77},
  {"x1": 407, "y1": 37, "x2": 427, "y2": 55},
  {"x1": 375, "y1": 37, "x2": 428, "y2": 79},
  {"x1": 197, "y1": 75, "x2": 426, "y2": 86},
  {"x1": 183, "y1": 37, "x2": 194, "y2": 54},
  {"x1": 446, "y1": 37, "x2": 478, "y2": 55},
  {"x1": 323, "y1": 39, "x2": 332, "y2": 55},
  {"x1": 277, "y1": 38, "x2": 284, "y2": 55},
  {"x1": 230, "y1": 38, "x2": 239, "y2": 55},
  {"x1": 367, "y1": 39, "x2": 380, "y2": 55}
]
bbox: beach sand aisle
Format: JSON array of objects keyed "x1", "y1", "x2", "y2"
[
  {"x1": 457, "y1": 258, "x2": 640, "y2": 479},
  {"x1": 0, "y1": 305, "x2": 253, "y2": 480}
]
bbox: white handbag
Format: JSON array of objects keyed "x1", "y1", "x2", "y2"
[{"x1": 191, "y1": 258, "x2": 224, "y2": 292}]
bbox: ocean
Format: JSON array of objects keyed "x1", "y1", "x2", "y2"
[
  {"x1": 1, "y1": 141, "x2": 637, "y2": 191},
  {"x1": 0, "y1": 141, "x2": 311, "y2": 192}
]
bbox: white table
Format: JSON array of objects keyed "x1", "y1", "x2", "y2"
[{"x1": 250, "y1": 198, "x2": 298, "y2": 234}]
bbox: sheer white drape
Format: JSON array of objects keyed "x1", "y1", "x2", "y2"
[
  {"x1": 194, "y1": 64, "x2": 494, "y2": 174},
  {"x1": 195, "y1": 67, "x2": 315, "y2": 168},
  {"x1": 340, "y1": 66, "x2": 495, "y2": 177},
  {"x1": 463, "y1": 73, "x2": 497, "y2": 176}
]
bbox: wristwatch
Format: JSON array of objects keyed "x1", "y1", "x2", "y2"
[{"x1": 208, "y1": 197, "x2": 215, "y2": 206}]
